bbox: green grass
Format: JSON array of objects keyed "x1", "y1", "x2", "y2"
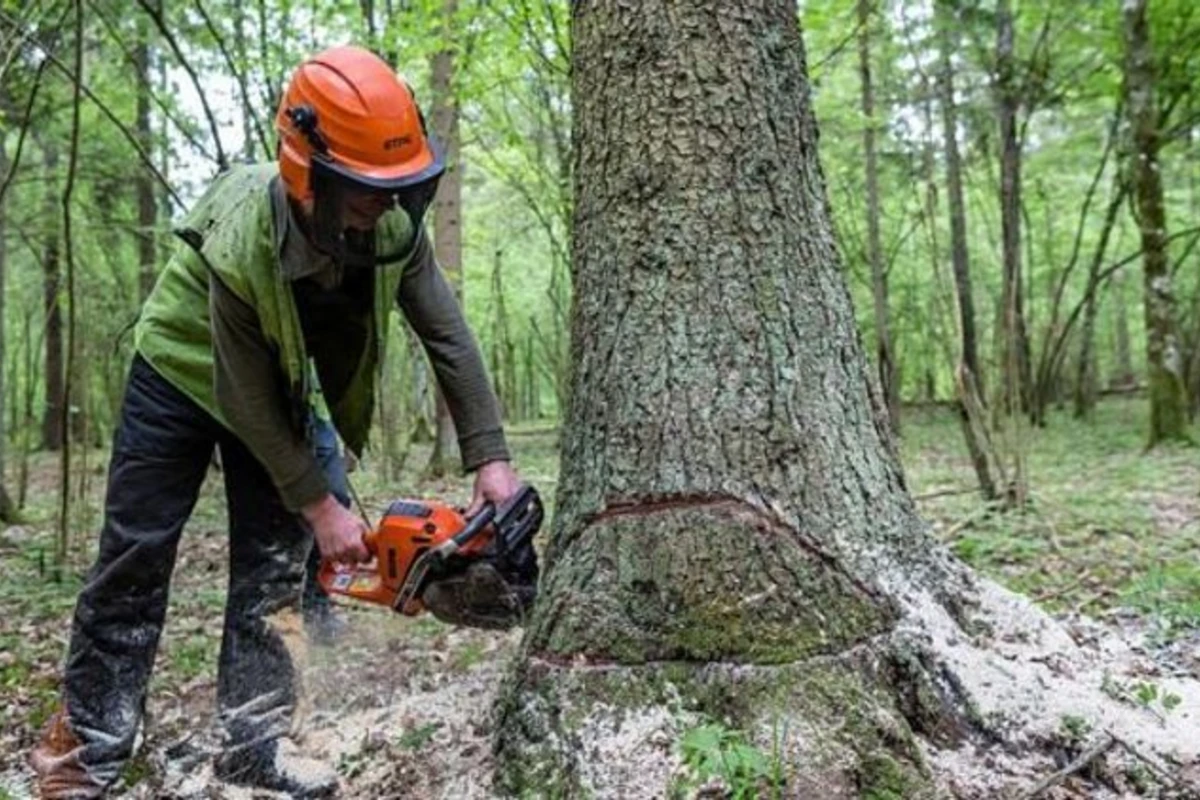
[{"x1": 904, "y1": 397, "x2": 1200, "y2": 629}]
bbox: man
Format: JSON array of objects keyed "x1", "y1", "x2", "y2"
[{"x1": 30, "y1": 45, "x2": 531, "y2": 798}]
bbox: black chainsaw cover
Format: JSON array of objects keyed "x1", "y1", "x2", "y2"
[{"x1": 420, "y1": 486, "x2": 542, "y2": 630}]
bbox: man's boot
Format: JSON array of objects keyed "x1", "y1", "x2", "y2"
[
  {"x1": 213, "y1": 739, "x2": 338, "y2": 798},
  {"x1": 28, "y1": 709, "x2": 107, "y2": 800}
]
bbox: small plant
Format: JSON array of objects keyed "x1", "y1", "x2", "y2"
[
  {"x1": 1134, "y1": 682, "x2": 1183, "y2": 715},
  {"x1": 1059, "y1": 714, "x2": 1092, "y2": 743},
  {"x1": 452, "y1": 641, "x2": 487, "y2": 671},
  {"x1": 1134, "y1": 682, "x2": 1158, "y2": 707},
  {"x1": 676, "y1": 722, "x2": 779, "y2": 800},
  {"x1": 397, "y1": 721, "x2": 441, "y2": 750}
]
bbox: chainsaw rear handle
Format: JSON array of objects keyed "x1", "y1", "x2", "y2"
[
  {"x1": 359, "y1": 499, "x2": 497, "y2": 558},
  {"x1": 451, "y1": 503, "x2": 496, "y2": 550}
]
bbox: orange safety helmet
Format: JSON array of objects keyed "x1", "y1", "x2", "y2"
[{"x1": 276, "y1": 45, "x2": 444, "y2": 266}]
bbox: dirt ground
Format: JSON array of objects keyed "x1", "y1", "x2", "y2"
[{"x1": 1, "y1": 403, "x2": 1198, "y2": 798}]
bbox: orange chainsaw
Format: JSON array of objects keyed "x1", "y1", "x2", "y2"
[{"x1": 317, "y1": 484, "x2": 542, "y2": 621}]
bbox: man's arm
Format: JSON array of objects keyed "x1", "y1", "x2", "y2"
[
  {"x1": 210, "y1": 277, "x2": 369, "y2": 562},
  {"x1": 396, "y1": 228, "x2": 511, "y2": 470},
  {"x1": 210, "y1": 276, "x2": 330, "y2": 510}
]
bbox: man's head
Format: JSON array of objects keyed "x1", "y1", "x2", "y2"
[{"x1": 276, "y1": 45, "x2": 444, "y2": 266}]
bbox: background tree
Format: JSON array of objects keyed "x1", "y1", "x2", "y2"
[
  {"x1": 1123, "y1": 0, "x2": 1189, "y2": 446},
  {"x1": 425, "y1": 0, "x2": 464, "y2": 477},
  {"x1": 857, "y1": 0, "x2": 898, "y2": 434}
]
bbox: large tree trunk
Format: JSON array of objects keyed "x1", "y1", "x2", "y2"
[
  {"x1": 425, "y1": 0, "x2": 463, "y2": 477},
  {"x1": 857, "y1": 0, "x2": 898, "y2": 435},
  {"x1": 494, "y1": 3, "x2": 1200, "y2": 795},
  {"x1": 1123, "y1": 0, "x2": 1189, "y2": 446},
  {"x1": 41, "y1": 141, "x2": 64, "y2": 452}
]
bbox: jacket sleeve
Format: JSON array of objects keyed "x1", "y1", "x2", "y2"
[
  {"x1": 210, "y1": 275, "x2": 330, "y2": 511},
  {"x1": 396, "y1": 228, "x2": 510, "y2": 470}
]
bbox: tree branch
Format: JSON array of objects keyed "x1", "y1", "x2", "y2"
[
  {"x1": 86, "y1": 0, "x2": 217, "y2": 163},
  {"x1": 0, "y1": 57, "x2": 47, "y2": 208},
  {"x1": 192, "y1": 0, "x2": 271, "y2": 157},
  {"x1": 0, "y1": 9, "x2": 181, "y2": 208},
  {"x1": 134, "y1": 0, "x2": 229, "y2": 170}
]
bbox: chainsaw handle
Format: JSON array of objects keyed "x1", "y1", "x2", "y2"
[
  {"x1": 452, "y1": 503, "x2": 496, "y2": 549},
  {"x1": 362, "y1": 526, "x2": 379, "y2": 556}
]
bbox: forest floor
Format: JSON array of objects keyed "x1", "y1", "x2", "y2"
[{"x1": 0, "y1": 395, "x2": 1197, "y2": 798}]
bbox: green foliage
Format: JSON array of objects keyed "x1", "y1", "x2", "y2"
[
  {"x1": 674, "y1": 722, "x2": 780, "y2": 800},
  {"x1": 1059, "y1": 714, "x2": 1092, "y2": 744},
  {"x1": 396, "y1": 721, "x2": 441, "y2": 750},
  {"x1": 907, "y1": 400, "x2": 1200, "y2": 629}
]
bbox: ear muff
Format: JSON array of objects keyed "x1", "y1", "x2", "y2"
[{"x1": 286, "y1": 105, "x2": 330, "y2": 156}]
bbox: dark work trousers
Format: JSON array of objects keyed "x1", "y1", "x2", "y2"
[{"x1": 62, "y1": 354, "x2": 342, "y2": 786}]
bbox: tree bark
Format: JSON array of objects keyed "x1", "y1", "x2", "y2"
[
  {"x1": 497, "y1": 3, "x2": 972, "y2": 793},
  {"x1": 135, "y1": 19, "x2": 158, "y2": 301},
  {"x1": 494, "y1": 5, "x2": 1200, "y2": 793},
  {"x1": 993, "y1": 0, "x2": 1028, "y2": 505},
  {"x1": 1123, "y1": 0, "x2": 1190, "y2": 445},
  {"x1": 41, "y1": 141, "x2": 64, "y2": 453},
  {"x1": 0, "y1": 132, "x2": 17, "y2": 519},
  {"x1": 57, "y1": 0, "x2": 84, "y2": 573},
  {"x1": 858, "y1": 0, "x2": 899, "y2": 436},
  {"x1": 1073, "y1": 183, "x2": 1126, "y2": 418},
  {"x1": 936, "y1": 1, "x2": 981, "y2": 399},
  {"x1": 996, "y1": 0, "x2": 1031, "y2": 422},
  {"x1": 935, "y1": 0, "x2": 999, "y2": 501},
  {"x1": 425, "y1": 0, "x2": 463, "y2": 477},
  {"x1": 1110, "y1": 270, "x2": 1136, "y2": 389}
]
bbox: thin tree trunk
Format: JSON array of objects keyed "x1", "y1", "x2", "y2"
[
  {"x1": 425, "y1": 0, "x2": 463, "y2": 477},
  {"x1": 0, "y1": 134, "x2": 17, "y2": 519},
  {"x1": 995, "y1": 0, "x2": 1027, "y2": 505},
  {"x1": 1073, "y1": 183, "x2": 1126, "y2": 418},
  {"x1": 935, "y1": 0, "x2": 999, "y2": 501},
  {"x1": 858, "y1": 0, "x2": 898, "y2": 435},
  {"x1": 1123, "y1": 0, "x2": 1190, "y2": 445},
  {"x1": 19, "y1": 307, "x2": 35, "y2": 510},
  {"x1": 233, "y1": 2, "x2": 255, "y2": 160},
  {"x1": 57, "y1": 0, "x2": 83, "y2": 574},
  {"x1": 136, "y1": 19, "x2": 158, "y2": 301},
  {"x1": 936, "y1": 0, "x2": 981, "y2": 397},
  {"x1": 41, "y1": 142, "x2": 64, "y2": 453}
]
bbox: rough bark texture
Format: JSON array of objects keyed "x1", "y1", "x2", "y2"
[
  {"x1": 1123, "y1": 0, "x2": 1190, "y2": 446},
  {"x1": 491, "y1": 5, "x2": 1200, "y2": 797},
  {"x1": 425, "y1": 0, "x2": 463, "y2": 476},
  {"x1": 858, "y1": 0, "x2": 899, "y2": 436},
  {"x1": 495, "y1": 3, "x2": 974, "y2": 795}
]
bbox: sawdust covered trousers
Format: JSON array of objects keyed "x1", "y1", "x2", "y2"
[{"x1": 60, "y1": 354, "x2": 341, "y2": 787}]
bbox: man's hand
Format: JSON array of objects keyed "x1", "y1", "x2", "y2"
[
  {"x1": 465, "y1": 460, "x2": 522, "y2": 518},
  {"x1": 302, "y1": 494, "x2": 371, "y2": 564}
]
